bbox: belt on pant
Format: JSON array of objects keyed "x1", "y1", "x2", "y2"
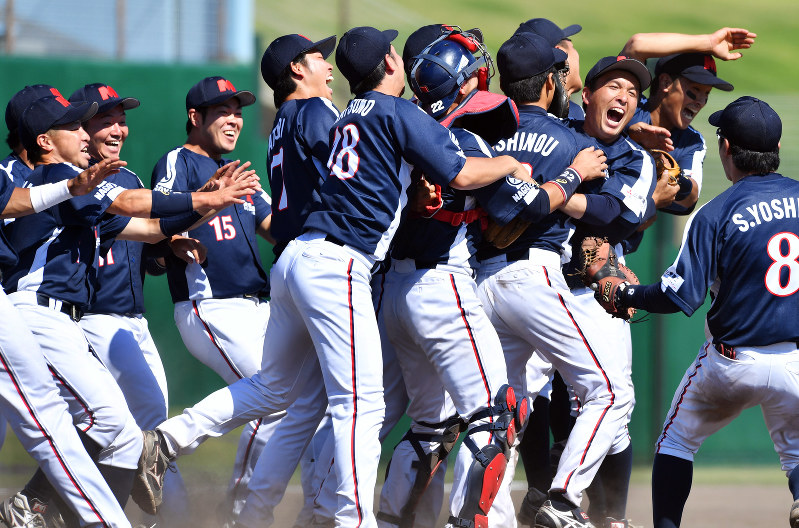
[{"x1": 36, "y1": 293, "x2": 83, "y2": 322}]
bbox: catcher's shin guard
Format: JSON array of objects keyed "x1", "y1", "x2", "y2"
[
  {"x1": 448, "y1": 385, "x2": 527, "y2": 528},
  {"x1": 377, "y1": 416, "x2": 465, "y2": 528}
]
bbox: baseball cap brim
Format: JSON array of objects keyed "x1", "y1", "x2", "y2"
[
  {"x1": 561, "y1": 24, "x2": 582, "y2": 38},
  {"x1": 96, "y1": 97, "x2": 141, "y2": 114},
  {"x1": 591, "y1": 58, "x2": 652, "y2": 91},
  {"x1": 707, "y1": 109, "x2": 724, "y2": 127},
  {"x1": 197, "y1": 90, "x2": 256, "y2": 108},
  {"x1": 307, "y1": 35, "x2": 337, "y2": 59},
  {"x1": 56, "y1": 101, "x2": 98, "y2": 127},
  {"x1": 680, "y1": 67, "x2": 734, "y2": 92}
]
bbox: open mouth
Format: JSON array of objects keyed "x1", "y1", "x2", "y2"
[
  {"x1": 106, "y1": 140, "x2": 120, "y2": 149},
  {"x1": 681, "y1": 106, "x2": 698, "y2": 122},
  {"x1": 607, "y1": 107, "x2": 625, "y2": 124},
  {"x1": 81, "y1": 146, "x2": 89, "y2": 154},
  {"x1": 223, "y1": 130, "x2": 237, "y2": 138}
]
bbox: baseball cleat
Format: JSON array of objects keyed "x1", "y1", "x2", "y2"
[
  {"x1": 534, "y1": 500, "x2": 595, "y2": 528},
  {"x1": 790, "y1": 499, "x2": 799, "y2": 528},
  {"x1": 518, "y1": 487, "x2": 548, "y2": 526},
  {"x1": 0, "y1": 493, "x2": 46, "y2": 528},
  {"x1": 131, "y1": 430, "x2": 171, "y2": 515}
]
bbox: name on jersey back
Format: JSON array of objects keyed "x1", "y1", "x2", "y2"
[
  {"x1": 495, "y1": 131, "x2": 559, "y2": 156},
  {"x1": 732, "y1": 196, "x2": 798, "y2": 232}
]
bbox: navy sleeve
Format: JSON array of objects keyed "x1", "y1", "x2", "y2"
[
  {"x1": 393, "y1": 98, "x2": 466, "y2": 188},
  {"x1": 625, "y1": 282, "x2": 682, "y2": 313},
  {"x1": 0, "y1": 171, "x2": 15, "y2": 212},
  {"x1": 660, "y1": 204, "x2": 717, "y2": 316}
]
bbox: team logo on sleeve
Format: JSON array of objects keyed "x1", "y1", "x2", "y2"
[{"x1": 662, "y1": 267, "x2": 684, "y2": 292}]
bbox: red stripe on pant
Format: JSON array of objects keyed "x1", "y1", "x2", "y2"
[
  {"x1": 1, "y1": 352, "x2": 109, "y2": 527},
  {"x1": 345, "y1": 259, "x2": 365, "y2": 526},
  {"x1": 543, "y1": 266, "x2": 615, "y2": 492}
]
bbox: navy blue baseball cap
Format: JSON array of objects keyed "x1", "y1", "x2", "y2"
[
  {"x1": 497, "y1": 32, "x2": 568, "y2": 82},
  {"x1": 336, "y1": 26, "x2": 399, "y2": 91},
  {"x1": 709, "y1": 96, "x2": 781, "y2": 151},
  {"x1": 69, "y1": 83, "x2": 140, "y2": 115},
  {"x1": 19, "y1": 95, "x2": 97, "y2": 152},
  {"x1": 261, "y1": 34, "x2": 336, "y2": 89},
  {"x1": 515, "y1": 18, "x2": 581, "y2": 46},
  {"x1": 584, "y1": 56, "x2": 651, "y2": 91},
  {"x1": 5, "y1": 84, "x2": 59, "y2": 133},
  {"x1": 185, "y1": 76, "x2": 255, "y2": 111},
  {"x1": 403, "y1": 24, "x2": 447, "y2": 77},
  {"x1": 655, "y1": 53, "x2": 733, "y2": 92}
]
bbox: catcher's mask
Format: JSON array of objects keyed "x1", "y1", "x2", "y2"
[
  {"x1": 410, "y1": 28, "x2": 494, "y2": 119},
  {"x1": 548, "y1": 60, "x2": 570, "y2": 119}
]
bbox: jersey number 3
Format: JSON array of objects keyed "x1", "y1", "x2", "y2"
[
  {"x1": 328, "y1": 124, "x2": 360, "y2": 180},
  {"x1": 765, "y1": 232, "x2": 799, "y2": 296}
]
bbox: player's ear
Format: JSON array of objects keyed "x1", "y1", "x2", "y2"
[
  {"x1": 581, "y1": 85, "x2": 591, "y2": 107},
  {"x1": 290, "y1": 60, "x2": 305, "y2": 79},
  {"x1": 187, "y1": 108, "x2": 202, "y2": 128},
  {"x1": 658, "y1": 73, "x2": 673, "y2": 93},
  {"x1": 37, "y1": 132, "x2": 54, "y2": 153}
]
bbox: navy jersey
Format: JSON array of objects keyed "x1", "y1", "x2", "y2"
[
  {"x1": 568, "y1": 99, "x2": 585, "y2": 120},
  {"x1": 0, "y1": 169, "x2": 18, "y2": 269},
  {"x1": 630, "y1": 96, "x2": 707, "y2": 191},
  {"x1": 391, "y1": 128, "x2": 496, "y2": 268},
  {"x1": 480, "y1": 105, "x2": 580, "y2": 260},
  {"x1": 267, "y1": 97, "x2": 338, "y2": 256},
  {"x1": 3, "y1": 163, "x2": 128, "y2": 307},
  {"x1": 152, "y1": 147, "x2": 272, "y2": 302},
  {"x1": 303, "y1": 91, "x2": 467, "y2": 263},
  {"x1": 568, "y1": 120, "x2": 656, "y2": 243},
  {"x1": 89, "y1": 166, "x2": 146, "y2": 315},
  {"x1": 0, "y1": 153, "x2": 33, "y2": 187},
  {"x1": 661, "y1": 173, "x2": 799, "y2": 346}
]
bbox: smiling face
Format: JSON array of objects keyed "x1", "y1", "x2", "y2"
[
  {"x1": 582, "y1": 70, "x2": 640, "y2": 143},
  {"x1": 84, "y1": 104, "x2": 128, "y2": 160},
  {"x1": 44, "y1": 121, "x2": 91, "y2": 168},
  {"x1": 191, "y1": 98, "x2": 243, "y2": 158},
  {"x1": 655, "y1": 75, "x2": 712, "y2": 130},
  {"x1": 298, "y1": 50, "x2": 335, "y2": 100}
]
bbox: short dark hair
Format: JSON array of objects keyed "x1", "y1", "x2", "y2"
[
  {"x1": 728, "y1": 141, "x2": 780, "y2": 174},
  {"x1": 26, "y1": 139, "x2": 45, "y2": 164},
  {"x1": 273, "y1": 52, "x2": 310, "y2": 108},
  {"x1": 5, "y1": 130, "x2": 19, "y2": 151},
  {"x1": 351, "y1": 60, "x2": 387, "y2": 95},
  {"x1": 500, "y1": 66, "x2": 554, "y2": 105},
  {"x1": 650, "y1": 72, "x2": 678, "y2": 96},
  {"x1": 185, "y1": 106, "x2": 210, "y2": 135}
]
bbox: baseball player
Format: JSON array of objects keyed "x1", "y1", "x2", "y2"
[
  {"x1": 1, "y1": 93, "x2": 257, "y2": 524},
  {"x1": 479, "y1": 44, "x2": 654, "y2": 528},
  {"x1": 66, "y1": 82, "x2": 192, "y2": 526},
  {"x1": 231, "y1": 34, "x2": 336, "y2": 527},
  {"x1": 0, "y1": 150, "x2": 134, "y2": 528},
  {"x1": 141, "y1": 25, "x2": 532, "y2": 528},
  {"x1": 376, "y1": 29, "x2": 608, "y2": 528},
  {"x1": 150, "y1": 75, "x2": 284, "y2": 520},
  {"x1": 627, "y1": 53, "x2": 734, "y2": 215},
  {"x1": 2, "y1": 85, "x2": 64, "y2": 187},
  {"x1": 514, "y1": 19, "x2": 585, "y2": 120},
  {"x1": 590, "y1": 96, "x2": 799, "y2": 528}
]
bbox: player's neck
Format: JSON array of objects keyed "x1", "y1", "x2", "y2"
[{"x1": 183, "y1": 142, "x2": 220, "y2": 161}]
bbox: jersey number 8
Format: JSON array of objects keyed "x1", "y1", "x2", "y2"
[{"x1": 765, "y1": 232, "x2": 799, "y2": 297}]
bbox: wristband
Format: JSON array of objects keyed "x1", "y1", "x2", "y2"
[
  {"x1": 159, "y1": 211, "x2": 202, "y2": 236},
  {"x1": 549, "y1": 167, "x2": 583, "y2": 202},
  {"x1": 30, "y1": 179, "x2": 72, "y2": 212},
  {"x1": 151, "y1": 190, "x2": 193, "y2": 218},
  {"x1": 674, "y1": 173, "x2": 693, "y2": 201}
]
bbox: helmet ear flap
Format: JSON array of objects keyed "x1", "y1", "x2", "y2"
[{"x1": 477, "y1": 67, "x2": 489, "y2": 91}]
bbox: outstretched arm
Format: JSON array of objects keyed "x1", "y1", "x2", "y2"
[{"x1": 621, "y1": 27, "x2": 756, "y2": 62}]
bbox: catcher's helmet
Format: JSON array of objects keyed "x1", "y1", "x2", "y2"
[{"x1": 410, "y1": 30, "x2": 490, "y2": 119}]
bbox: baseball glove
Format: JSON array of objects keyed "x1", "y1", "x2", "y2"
[
  {"x1": 483, "y1": 216, "x2": 531, "y2": 249},
  {"x1": 649, "y1": 149, "x2": 681, "y2": 185},
  {"x1": 577, "y1": 237, "x2": 639, "y2": 320}
]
